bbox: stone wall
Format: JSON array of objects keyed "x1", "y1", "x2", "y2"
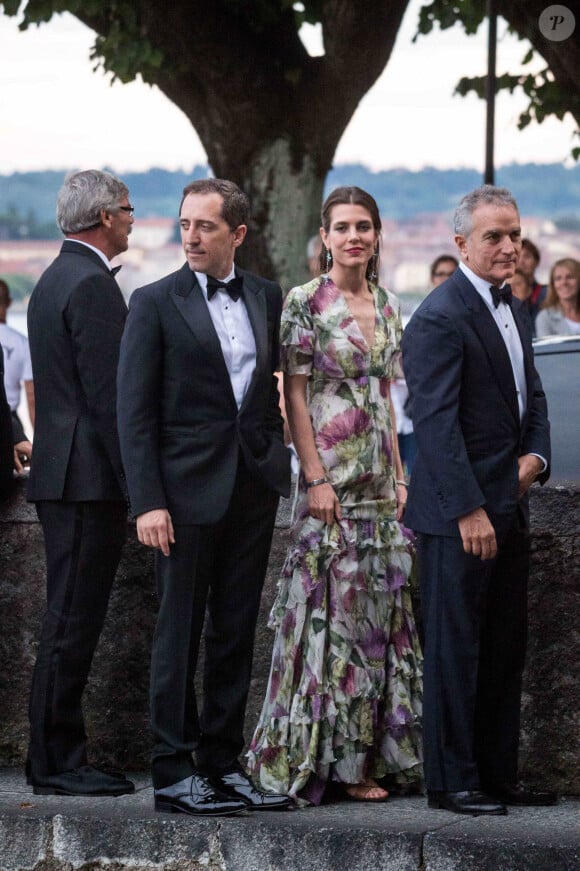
[{"x1": 0, "y1": 480, "x2": 578, "y2": 793}]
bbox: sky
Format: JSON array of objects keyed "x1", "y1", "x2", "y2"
[{"x1": 0, "y1": 0, "x2": 577, "y2": 175}]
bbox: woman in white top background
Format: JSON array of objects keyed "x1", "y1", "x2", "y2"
[{"x1": 535, "y1": 258, "x2": 580, "y2": 337}]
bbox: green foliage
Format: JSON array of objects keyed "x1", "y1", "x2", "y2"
[
  {"x1": 3, "y1": 0, "x2": 164, "y2": 83},
  {"x1": 415, "y1": 0, "x2": 579, "y2": 160},
  {"x1": 414, "y1": 0, "x2": 486, "y2": 38},
  {"x1": 455, "y1": 66, "x2": 580, "y2": 126},
  {"x1": 1, "y1": 0, "x2": 323, "y2": 84},
  {"x1": 0, "y1": 202, "x2": 59, "y2": 240}
]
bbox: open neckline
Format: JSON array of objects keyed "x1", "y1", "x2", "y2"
[{"x1": 335, "y1": 279, "x2": 378, "y2": 352}]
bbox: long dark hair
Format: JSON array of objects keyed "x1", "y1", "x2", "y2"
[{"x1": 319, "y1": 186, "x2": 381, "y2": 281}]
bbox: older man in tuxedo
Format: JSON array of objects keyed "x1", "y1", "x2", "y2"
[
  {"x1": 26, "y1": 170, "x2": 134, "y2": 796},
  {"x1": 402, "y1": 185, "x2": 555, "y2": 816},
  {"x1": 117, "y1": 178, "x2": 292, "y2": 817}
]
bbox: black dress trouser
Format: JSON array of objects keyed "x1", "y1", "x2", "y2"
[
  {"x1": 417, "y1": 509, "x2": 530, "y2": 793},
  {"x1": 150, "y1": 457, "x2": 279, "y2": 789},
  {"x1": 28, "y1": 500, "x2": 126, "y2": 777}
]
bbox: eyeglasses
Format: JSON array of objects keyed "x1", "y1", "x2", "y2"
[
  {"x1": 433, "y1": 270, "x2": 454, "y2": 278},
  {"x1": 118, "y1": 205, "x2": 135, "y2": 216}
]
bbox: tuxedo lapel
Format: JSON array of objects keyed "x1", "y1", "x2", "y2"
[
  {"x1": 454, "y1": 272, "x2": 520, "y2": 426},
  {"x1": 512, "y1": 300, "x2": 536, "y2": 418},
  {"x1": 170, "y1": 264, "x2": 235, "y2": 399},
  {"x1": 237, "y1": 270, "x2": 268, "y2": 410},
  {"x1": 240, "y1": 271, "x2": 267, "y2": 368}
]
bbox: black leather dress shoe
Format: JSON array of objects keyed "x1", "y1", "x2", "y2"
[
  {"x1": 31, "y1": 765, "x2": 134, "y2": 796},
  {"x1": 210, "y1": 766, "x2": 292, "y2": 811},
  {"x1": 484, "y1": 782, "x2": 558, "y2": 806},
  {"x1": 428, "y1": 790, "x2": 507, "y2": 816},
  {"x1": 154, "y1": 773, "x2": 247, "y2": 817}
]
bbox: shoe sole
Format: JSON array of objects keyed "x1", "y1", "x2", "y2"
[
  {"x1": 33, "y1": 785, "x2": 135, "y2": 797},
  {"x1": 245, "y1": 802, "x2": 293, "y2": 810},
  {"x1": 155, "y1": 799, "x2": 246, "y2": 816},
  {"x1": 427, "y1": 798, "x2": 507, "y2": 815}
]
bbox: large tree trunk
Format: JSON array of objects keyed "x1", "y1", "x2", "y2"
[{"x1": 235, "y1": 139, "x2": 324, "y2": 290}]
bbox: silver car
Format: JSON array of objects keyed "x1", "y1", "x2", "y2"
[{"x1": 533, "y1": 335, "x2": 580, "y2": 485}]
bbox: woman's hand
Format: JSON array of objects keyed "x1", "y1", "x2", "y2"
[
  {"x1": 308, "y1": 481, "x2": 342, "y2": 525},
  {"x1": 395, "y1": 481, "x2": 407, "y2": 522}
]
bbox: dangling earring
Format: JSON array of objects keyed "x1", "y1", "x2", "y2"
[
  {"x1": 325, "y1": 247, "x2": 332, "y2": 271},
  {"x1": 369, "y1": 249, "x2": 378, "y2": 283}
]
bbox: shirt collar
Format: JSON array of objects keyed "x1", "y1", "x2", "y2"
[
  {"x1": 66, "y1": 238, "x2": 112, "y2": 269},
  {"x1": 459, "y1": 261, "x2": 508, "y2": 309}
]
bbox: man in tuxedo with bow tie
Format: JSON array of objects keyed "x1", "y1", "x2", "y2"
[
  {"x1": 402, "y1": 185, "x2": 554, "y2": 816},
  {"x1": 26, "y1": 170, "x2": 134, "y2": 796},
  {"x1": 117, "y1": 178, "x2": 292, "y2": 816}
]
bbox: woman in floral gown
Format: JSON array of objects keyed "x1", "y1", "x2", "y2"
[{"x1": 247, "y1": 186, "x2": 423, "y2": 804}]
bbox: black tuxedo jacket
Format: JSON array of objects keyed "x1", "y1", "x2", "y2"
[
  {"x1": 27, "y1": 241, "x2": 128, "y2": 502},
  {"x1": 117, "y1": 263, "x2": 291, "y2": 525},
  {"x1": 402, "y1": 268, "x2": 550, "y2": 536}
]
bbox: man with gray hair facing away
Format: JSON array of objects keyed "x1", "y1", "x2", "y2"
[{"x1": 26, "y1": 170, "x2": 134, "y2": 796}]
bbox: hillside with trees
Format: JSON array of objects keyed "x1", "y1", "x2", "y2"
[{"x1": 1, "y1": 163, "x2": 579, "y2": 242}]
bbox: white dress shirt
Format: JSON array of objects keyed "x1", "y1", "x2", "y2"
[
  {"x1": 460, "y1": 263, "x2": 547, "y2": 472},
  {"x1": 460, "y1": 262, "x2": 527, "y2": 419},
  {"x1": 195, "y1": 270, "x2": 256, "y2": 409}
]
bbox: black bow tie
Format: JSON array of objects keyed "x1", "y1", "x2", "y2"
[
  {"x1": 206, "y1": 275, "x2": 243, "y2": 302},
  {"x1": 110, "y1": 265, "x2": 122, "y2": 277},
  {"x1": 490, "y1": 284, "x2": 512, "y2": 308}
]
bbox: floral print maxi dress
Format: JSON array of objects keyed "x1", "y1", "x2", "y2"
[{"x1": 247, "y1": 275, "x2": 423, "y2": 804}]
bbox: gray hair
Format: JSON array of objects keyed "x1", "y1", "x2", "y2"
[
  {"x1": 56, "y1": 170, "x2": 129, "y2": 234},
  {"x1": 453, "y1": 185, "x2": 518, "y2": 237}
]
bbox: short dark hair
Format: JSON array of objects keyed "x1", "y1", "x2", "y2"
[
  {"x1": 180, "y1": 178, "x2": 250, "y2": 230},
  {"x1": 521, "y1": 238, "x2": 541, "y2": 265},
  {"x1": 430, "y1": 254, "x2": 458, "y2": 281},
  {"x1": 0, "y1": 279, "x2": 10, "y2": 306},
  {"x1": 320, "y1": 186, "x2": 381, "y2": 281}
]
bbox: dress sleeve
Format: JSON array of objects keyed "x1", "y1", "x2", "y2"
[{"x1": 280, "y1": 285, "x2": 315, "y2": 376}]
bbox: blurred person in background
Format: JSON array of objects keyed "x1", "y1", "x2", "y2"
[
  {"x1": 429, "y1": 254, "x2": 459, "y2": 288},
  {"x1": 0, "y1": 350, "x2": 15, "y2": 498},
  {"x1": 535, "y1": 258, "x2": 580, "y2": 337},
  {"x1": 0, "y1": 278, "x2": 34, "y2": 471},
  {"x1": 510, "y1": 268, "x2": 532, "y2": 303},
  {"x1": 518, "y1": 239, "x2": 547, "y2": 334}
]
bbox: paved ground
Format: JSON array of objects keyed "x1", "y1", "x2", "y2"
[{"x1": 0, "y1": 768, "x2": 578, "y2": 871}]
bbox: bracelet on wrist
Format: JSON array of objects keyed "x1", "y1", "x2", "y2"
[
  {"x1": 395, "y1": 479, "x2": 408, "y2": 487},
  {"x1": 306, "y1": 476, "x2": 329, "y2": 488}
]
